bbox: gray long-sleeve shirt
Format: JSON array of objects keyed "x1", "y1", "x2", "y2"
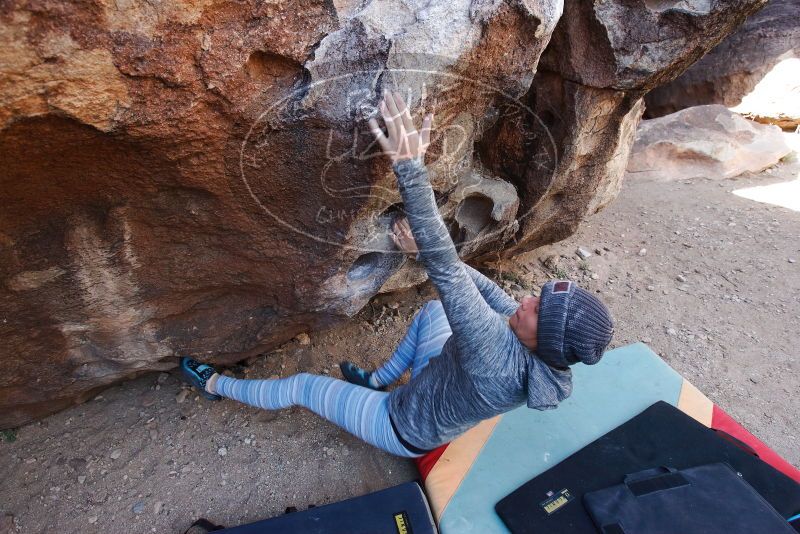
[{"x1": 387, "y1": 157, "x2": 573, "y2": 451}]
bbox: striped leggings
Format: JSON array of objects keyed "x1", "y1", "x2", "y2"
[{"x1": 214, "y1": 300, "x2": 451, "y2": 457}]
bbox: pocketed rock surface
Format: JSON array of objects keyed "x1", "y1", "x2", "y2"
[{"x1": 1, "y1": 156, "x2": 798, "y2": 533}]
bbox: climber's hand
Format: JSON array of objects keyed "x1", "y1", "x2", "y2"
[
  {"x1": 369, "y1": 90, "x2": 433, "y2": 163},
  {"x1": 391, "y1": 217, "x2": 418, "y2": 257}
]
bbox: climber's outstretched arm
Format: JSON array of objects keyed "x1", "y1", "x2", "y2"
[
  {"x1": 391, "y1": 217, "x2": 519, "y2": 317},
  {"x1": 369, "y1": 92, "x2": 510, "y2": 363}
]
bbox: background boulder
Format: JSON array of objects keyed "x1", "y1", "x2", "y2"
[
  {"x1": 626, "y1": 105, "x2": 792, "y2": 182},
  {"x1": 0, "y1": 0, "x2": 764, "y2": 427}
]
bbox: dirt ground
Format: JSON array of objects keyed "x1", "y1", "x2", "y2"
[{"x1": 1, "y1": 154, "x2": 798, "y2": 533}]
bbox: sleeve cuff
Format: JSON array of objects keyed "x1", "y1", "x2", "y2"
[{"x1": 392, "y1": 156, "x2": 426, "y2": 175}]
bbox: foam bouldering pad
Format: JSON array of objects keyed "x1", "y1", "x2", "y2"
[
  {"x1": 413, "y1": 343, "x2": 800, "y2": 533},
  {"x1": 217, "y1": 481, "x2": 436, "y2": 533},
  {"x1": 581, "y1": 463, "x2": 796, "y2": 534},
  {"x1": 496, "y1": 401, "x2": 800, "y2": 533}
]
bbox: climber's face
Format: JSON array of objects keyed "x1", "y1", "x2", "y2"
[{"x1": 509, "y1": 295, "x2": 540, "y2": 351}]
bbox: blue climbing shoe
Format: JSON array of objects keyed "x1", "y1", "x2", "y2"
[
  {"x1": 180, "y1": 357, "x2": 222, "y2": 400},
  {"x1": 339, "y1": 361, "x2": 383, "y2": 391}
]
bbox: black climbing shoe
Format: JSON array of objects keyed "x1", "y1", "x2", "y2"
[
  {"x1": 180, "y1": 357, "x2": 222, "y2": 400},
  {"x1": 339, "y1": 361, "x2": 383, "y2": 391}
]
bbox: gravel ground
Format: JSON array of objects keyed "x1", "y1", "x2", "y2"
[{"x1": 1, "y1": 157, "x2": 798, "y2": 533}]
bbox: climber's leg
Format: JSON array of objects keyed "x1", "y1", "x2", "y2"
[
  {"x1": 341, "y1": 299, "x2": 452, "y2": 390},
  {"x1": 213, "y1": 373, "x2": 422, "y2": 457}
]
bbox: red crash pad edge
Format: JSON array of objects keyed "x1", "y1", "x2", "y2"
[
  {"x1": 711, "y1": 405, "x2": 800, "y2": 483},
  {"x1": 415, "y1": 444, "x2": 448, "y2": 480}
]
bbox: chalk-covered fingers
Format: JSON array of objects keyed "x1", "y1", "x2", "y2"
[
  {"x1": 369, "y1": 90, "x2": 433, "y2": 163},
  {"x1": 420, "y1": 113, "x2": 433, "y2": 150},
  {"x1": 392, "y1": 92, "x2": 416, "y2": 135},
  {"x1": 379, "y1": 100, "x2": 396, "y2": 139},
  {"x1": 391, "y1": 217, "x2": 418, "y2": 256},
  {"x1": 368, "y1": 116, "x2": 391, "y2": 153}
]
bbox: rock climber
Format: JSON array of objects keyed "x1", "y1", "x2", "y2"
[{"x1": 180, "y1": 90, "x2": 615, "y2": 457}]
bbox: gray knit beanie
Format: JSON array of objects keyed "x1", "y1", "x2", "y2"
[{"x1": 535, "y1": 280, "x2": 614, "y2": 369}]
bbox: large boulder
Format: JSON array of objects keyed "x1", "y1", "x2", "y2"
[
  {"x1": 482, "y1": 0, "x2": 766, "y2": 256},
  {"x1": 645, "y1": 0, "x2": 799, "y2": 121},
  {"x1": 0, "y1": 0, "x2": 763, "y2": 427},
  {"x1": 626, "y1": 105, "x2": 792, "y2": 182}
]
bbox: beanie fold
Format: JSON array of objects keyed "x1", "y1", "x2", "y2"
[{"x1": 534, "y1": 280, "x2": 614, "y2": 369}]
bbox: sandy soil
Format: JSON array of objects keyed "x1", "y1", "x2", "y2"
[{"x1": 1, "y1": 157, "x2": 798, "y2": 534}]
